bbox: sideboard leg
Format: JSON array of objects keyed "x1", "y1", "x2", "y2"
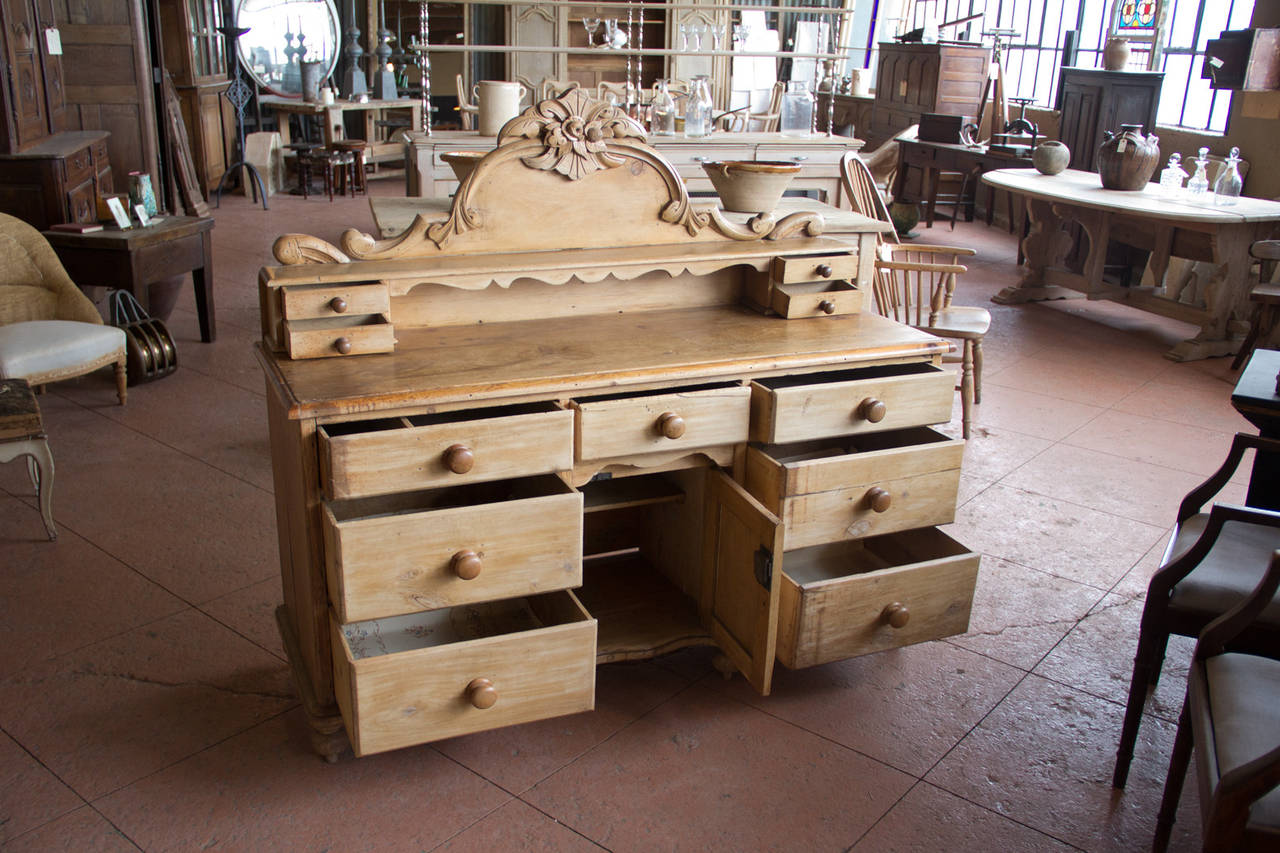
[
  {"x1": 276, "y1": 605, "x2": 349, "y2": 762},
  {"x1": 711, "y1": 652, "x2": 737, "y2": 681}
]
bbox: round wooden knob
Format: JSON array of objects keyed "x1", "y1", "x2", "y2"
[
  {"x1": 657, "y1": 412, "x2": 686, "y2": 439},
  {"x1": 466, "y1": 677, "x2": 497, "y2": 709},
  {"x1": 815, "y1": 263, "x2": 834, "y2": 278},
  {"x1": 881, "y1": 602, "x2": 910, "y2": 629},
  {"x1": 866, "y1": 486, "x2": 892, "y2": 513},
  {"x1": 333, "y1": 337, "x2": 352, "y2": 355},
  {"x1": 818, "y1": 299, "x2": 836, "y2": 314},
  {"x1": 443, "y1": 444, "x2": 475, "y2": 474},
  {"x1": 451, "y1": 549, "x2": 482, "y2": 580},
  {"x1": 858, "y1": 397, "x2": 887, "y2": 423},
  {"x1": 329, "y1": 296, "x2": 348, "y2": 313}
]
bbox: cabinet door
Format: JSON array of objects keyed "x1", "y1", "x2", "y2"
[
  {"x1": 702, "y1": 470, "x2": 783, "y2": 695},
  {"x1": 1059, "y1": 82, "x2": 1102, "y2": 171},
  {"x1": 2, "y1": 0, "x2": 50, "y2": 148}
]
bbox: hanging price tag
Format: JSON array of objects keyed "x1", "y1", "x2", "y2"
[{"x1": 44, "y1": 28, "x2": 62, "y2": 55}]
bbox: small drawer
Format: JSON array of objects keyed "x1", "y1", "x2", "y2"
[
  {"x1": 750, "y1": 363, "x2": 954, "y2": 444},
  {"x1": 573, "y1": 383, "x2": 751, "y2": 462},
  {"x1": 754, "y1": 144, "x2": 847, "y2": 166},
  {"x1": 770, "y1": 281, "x2": 863, "y2": 319},
  {"x1": 281, "y1": 283, "x2": 390, "y2": 321},
  {"x1": 776, "y1": 528, "x2": 979, "y2": 669},
  {"x1": 332, "y1": 590, "x2": 596, "y2": 756},
  {"x1": 92, "y1": 139, "x2": 110, "y2": 167},
  {"x1": 772, "y1": 252, "x2": 859, "y2": 285},
  {"x1": 283, "y1": 313, "x2": 395, "y2": 359},
  {"x1": 323, "y1": 474, "x2": 583, "y2": 622},
  {"x1": 319, "y1": 401, "x2": 574, "y2": 500},
  {"x1": 745, "y1": 427, "x2": 963, "y2": 549},
  {"x1": 64, "y1": 144, "x2": 95, "y2": 188},
  {"x1": 66, "y1": 181, "x2": 97, "y2": 224}
]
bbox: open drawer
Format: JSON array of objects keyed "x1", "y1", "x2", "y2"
[
  {"x1": 331, "y1": 590, "x2": 596, "y2": 756},
  {"x1": 776, "y1": 528, "x2": 979, "y2": 669},
  {"x1": 572, "y1": 382, "x2": 750, "y2": 463},
  {"x1": 283, "y1": 313, "x2": 395, "y2": 359},
  {"x1": 744, "y1": 427, "x2": 964, "y2": 549},
  {"x1": 750, "y1": 363, "x2": 954, "y2": 444},
  {"x1": 769, "y1": 280, "x2": 863, "y2": 319},
  {"x1": 323, "y1": 474, "x2": 583, "y2": 622},
  {"x1": 319, "y1": 401, "x2": 574, "y2": 499}
]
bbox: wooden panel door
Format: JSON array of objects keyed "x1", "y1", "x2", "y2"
[
  {"x1": 55, "y1": 0, "x2": 159, "y2": 186},
  {"x1": 1, "y1": 0, "x2": 52, "y2": 149},
  {"x1": 1059, "y1": 80, "x2": 1102, "y2": 171},
  {"x1": 702, "y1": 470, "x2": 783, "y2": 695}
]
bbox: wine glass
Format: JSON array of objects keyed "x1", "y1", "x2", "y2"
[
  {"x1": 678, "y1": 23, "x2": 689, "y2": 52},
  {"x1": 582, "y1": 17, "x2": 600, "y2": 47},
  {"x1": 690, "y1": 22, "x2": 706, "y2": 52}
]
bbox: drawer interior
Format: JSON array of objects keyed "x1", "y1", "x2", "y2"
[
  {"x1": 327, "y1": 473, "x2": 573, "y2": 523},
  {"x1": 573, "y1": 379, "x2": 741, "y2": 405},
  {"x1": 757, "y1": 425, "x2": 953, "y2": 465},
  {"x1": 286, "y1": 313, "x2": 388, "y2": 332},
  {"x1": 320, "y1": 400, "x2": 562, "y2": 440},
  {"x1": 785, "y1": 527, "x2": 974, "y2": 586},
  {"x1": 754, "y1": 361, "x2": 939, "y2": 392},
  {"x1": 340, "y1": 593, "x2": 582, "y2": 659}
]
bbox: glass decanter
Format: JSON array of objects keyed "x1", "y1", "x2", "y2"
[
  {"x1": 1213, "y1": 146, "x2": 1243, "y2": 206},
  {"x1": 780, "y1": 80, "x2": 814, "y2": 137},
  {"x1": 1186, "y1": 147, "x2": 1211, "y2": 196},
  {"x1": 1158, "y1": 153, "x2": 1187, "y2": 196},
  {"x1": 650, "y1": 79, "x2": 677, "y2": 136},
  {"x1": 684, "y1": 75, "x2": 713, "y2": 138}
]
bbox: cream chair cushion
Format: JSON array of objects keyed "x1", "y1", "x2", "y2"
[{"x1": 0, "y1": 320, "x2": 126, "y2": 385}]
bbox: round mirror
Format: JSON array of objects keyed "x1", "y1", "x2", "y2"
[{"x1": 235, "y1": 0, "x2": 340, "y2": 97}]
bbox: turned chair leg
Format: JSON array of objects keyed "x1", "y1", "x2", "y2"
[
  {"x1": 959, "y1": 339, "x2": 975, "y2": 440},
  {"x1": 973, "y1": 339, "x2": 983, "y2": 405},
  {"x1": 114, "y1": 359, "x2": 127, "y2": 405},
  {"x1": 1114, "y1": 624, "x2": 1170, "y2": 788},
  {"x1": 1152, "y1": 701, "x2": 1194, "y2": 853}
]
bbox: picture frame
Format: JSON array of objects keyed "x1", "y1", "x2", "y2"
[
  {"x1": 105, "y1": 195, "x2": 132, "y2": 229},
  {"x1": 134, "y1": 203, "x2": 151, "y2": 227}
]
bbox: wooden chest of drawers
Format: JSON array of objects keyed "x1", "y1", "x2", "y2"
[
  {"x1": 259, "y1": 90, "x2": 978, "y2": 760},
  {"x1": 0, "y1": 130, "x2": 112, "y2": 230}
]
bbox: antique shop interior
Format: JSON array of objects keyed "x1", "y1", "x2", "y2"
[{"x1": 3, "y1": 0, "x2": 1280, "y2": 850}]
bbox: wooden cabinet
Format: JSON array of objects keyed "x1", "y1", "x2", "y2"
[
  {"x1": 1055, "y1": 68, "x2": 1164, "y2": 173},
  {"x1": 867, "y1": 42, "x2": 988, "y2": 147},
  {"x1": 258, "y1": 89, "x2": 977, "y2": 759},
  {"x1": 0, "y1": 129, "x2": 111, "y2": 228},
  {"x1": 157, "y1": 0, "x2": 232, "y2": 192},
  {"x1": 0, "y1": 0, "x2": 65, "y2": 153}
]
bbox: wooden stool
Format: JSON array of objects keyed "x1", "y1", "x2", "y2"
[
  {"x1": 0, "y1": 378, "x2": 56, "y2": 540},
  {"x1": 1231, "y1": 241, "x2": 1280, "y2": 370},
  {"x1": 330, "y1": 140, "x2": 369, "y2": 195}
]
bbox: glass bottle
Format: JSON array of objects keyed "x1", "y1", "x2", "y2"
[
  {"x1": 1213, "y1": 146, "x2": 1243, "y2": 206},
  {"x1": 650, "y1": 79, "x2": 676, "y2": 136},
  {"x1": 780, "y1": 80, "x2": 814, "y2": 137},
  {"x1": 1158, "y1": 153, "x2": 1187, "y2": 196},
  {"x1": 1187, "y1": 146, "x2": 1211, "y2": 197},
  {"x1": 684, "y1": 75, "x2": 713, "y2": 138}
]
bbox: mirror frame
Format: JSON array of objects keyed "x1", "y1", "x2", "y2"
[{"x1": 234, "y1": 0, "x2": 341, "y2": 98}]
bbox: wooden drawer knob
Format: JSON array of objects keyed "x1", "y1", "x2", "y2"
[
  {"x1": 466, "y1": 677, "x2": 498, "y2": 709},
  {"x1": 329, "y1": 296, "x2": 348, "y2": 313},
  {"x1": 865, "y1": 486, "x2": 892, "y2": 513},
  {"x1": 857, "y1": 397, "x2": 887, "y2": 423},
  {"x1": 443, "y1": 443, "x2": 475, "y2": 474},
  {"x1": 656, "y1": 411, "x2": 686, "y2": 439},
  {"x1": 815, "y1": 263, "x2": 834, "y2": 278},
  {"x1": 818, "y1": 299, "x2": 836, "y2": 314},
  {"x1": 451, "y1": 549, "x2": 482, "y2": 580},
  {"x1": 881, "y1": 602, "x2": 910, "y2": 629},
  {"x1": 333, "y1": 337, "x2": 352, "y2": 355}
]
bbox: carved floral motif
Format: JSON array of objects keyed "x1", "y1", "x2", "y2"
[{"x1": 502, "y1": 88, "x2": 646, "y2": 181}]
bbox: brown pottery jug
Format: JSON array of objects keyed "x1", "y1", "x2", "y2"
[{"x1": 1097, "y1": 124, "x2": 1160, "y2": 191}]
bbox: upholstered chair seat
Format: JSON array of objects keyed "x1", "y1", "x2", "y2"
[{"x1": 0, "y1": 320, "x2": 126, "y2": 389}]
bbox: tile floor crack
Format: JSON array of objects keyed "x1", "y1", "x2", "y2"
[{"x1": 73, "y1": 665, "x2": 292, "y2": 701}]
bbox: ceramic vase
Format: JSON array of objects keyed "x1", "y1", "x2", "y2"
[
  {"x1": 1097, "y1": 124, "x2": 1161, "y2": 190},
  {"x1": 702, "y1": 161, "x2": 800, "y2": 213},
  {"x1": 1032, "y1": 140, "x2": 1070, "y2": 176},
  {"x1": 128, "y1": 171, "x2": 158, "y2": 216},
  {"x1": 1103, "y1": 38, "x2": 1131, "y2": 71},
  {"x1": 474, "y1": 81, "x2": 527, "y2": 136}
]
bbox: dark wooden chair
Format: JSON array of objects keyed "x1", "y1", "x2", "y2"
[
  {"x1": 1230, "y1": 240, "x2": 1280, "y2": 371},
  {"x1": 1113, "y1": 432, "x2": 1280, "y2": 789},
  {"x1": 1153, "y1": 548, "x2": 1280, "y2": 852}
]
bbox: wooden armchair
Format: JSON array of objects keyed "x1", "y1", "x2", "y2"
[
  {"x1": 1113, "y1": 433, "x2": 1280, "y2": 789},
  {"x1": 1153, "y1": 546, "x2": 1280, "y2": 852},
  {"x1": 719, "y1": 81, "x2": 784, "y2": 133},
  {"x1": 0, "y1": 213, "x2": 126, "y2": 403},
  {"x1": 840, "y1": 152, "x2": 987, "y2": 438},
  {"x1": 454, "y1": 74, "x2": 478, "y2": 130}
]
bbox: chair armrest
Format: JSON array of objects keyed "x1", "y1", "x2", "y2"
[
  {"x1": 899, "y1": 243, "x2": 978, "y2": 257},
  {"x1": 1214, "y1": 738, "x2": 1280, "y2": 832},
  {"x1": 1151, "y1": 503, "x2": 1280, "y2": 599},
  {"x1": 875, "y1": 258, "x2": 968, "y2": 275},
  {"x1": 1197, "y1": 545, "x2": 1280, "y2": 657},
  {"x1": 1250, "y1": 240, "x2": 1280, "y2": 262},
  {"x1": 1178, "y1": 433, "x2": 1280, "y2": 522}
]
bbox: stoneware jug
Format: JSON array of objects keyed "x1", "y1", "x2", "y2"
[
  {"x1": 474, "y1": 81, "x2": 527, "y2": 136},
  {"x1": 1102, "y1": 37, "x2": 1131, "y2": 71},
  {"x1": 1032, "y1": 140, "x2": 1070, "y2": 176},
  {"x1": 1097, "y1": 125, "x2": 1160, "y2": 191}
]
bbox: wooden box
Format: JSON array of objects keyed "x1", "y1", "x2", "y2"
[
  {"x1": 1203, "y1": 29, "x2": 1280, "y2": 91},
  {"x1": 917, "y1": 113, "x2": 970, "y2": 144}
]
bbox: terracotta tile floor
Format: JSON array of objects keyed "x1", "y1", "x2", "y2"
[{"x1": 1, "y1": 179, "x2": 1254, "y2": 851}]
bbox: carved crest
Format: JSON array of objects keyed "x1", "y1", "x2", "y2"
[{"x1": 502, "y1": 88, "x2": 646, "y2": 181}]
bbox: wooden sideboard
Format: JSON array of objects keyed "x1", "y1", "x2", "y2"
[
  {"x1": 867, "y1": 42, "x2": 989, "y2": 147},
  {"x1": 403, "y1": 130, "x2": 864, "y2": 205},
  {"x1": 0, "y1": 129, "x2": 111, "y2": 229},
  {"x1": 259, "y1": 90, "x2": 977, "y2": 760},
  {"x1": 1055, "y1": 68, "x2": 1163, "y2": 173}
]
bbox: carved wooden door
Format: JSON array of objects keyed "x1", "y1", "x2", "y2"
[
  {"x1": 704, "y1": 470, "x2": 783, "y2": 695},
  {"x1": 0, "y1": 0, "x2": 63, "y2": 150}
]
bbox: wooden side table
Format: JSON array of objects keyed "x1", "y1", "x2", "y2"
[
  {"x1": 1231, "y1": 348, "x2": 1280, "y2": 511},
  {"x1": 43, "y1": 216, "x2": 217, "y2": 342},
  {"x1": 0, "y1": 379, "x2": 56, "y2": 540}
]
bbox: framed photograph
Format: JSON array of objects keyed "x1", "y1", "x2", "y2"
[
  {"x1": 105, "y1": 195, "x2": 132, "y2": 229},
  {"x1": 133, "y1": 203, "x2": 151, "y2": 227}
]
